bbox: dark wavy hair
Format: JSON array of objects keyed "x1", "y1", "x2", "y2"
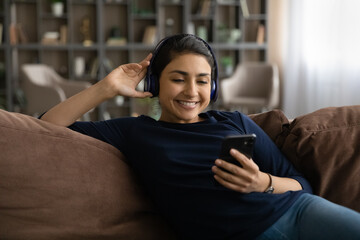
[{"x1": 151, "y1": 34, "x2": 216, "y2": 84}]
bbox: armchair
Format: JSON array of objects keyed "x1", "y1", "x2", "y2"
[
  {"x1": 220, "y1": 62, "x2": 280, "y2": 114},
  {"x1": 21, "y1": 64, "x2": 92, "y2": 117}
]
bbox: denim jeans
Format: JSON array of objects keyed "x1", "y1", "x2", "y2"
[{"x1": 256, "y1": 193, "x2": 360, "y2": 240}]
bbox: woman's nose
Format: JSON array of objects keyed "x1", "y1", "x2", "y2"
[{"x1": 183, "y1": 81, "x2": 197, "y2": 97}]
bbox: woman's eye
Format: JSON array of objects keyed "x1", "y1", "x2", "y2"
[
  {"x1": 197, "y1": 80, "x2": 209, "y2": 84},
  {"x1": 172, "y1": 79, "x2": 184, "y2": 83}
]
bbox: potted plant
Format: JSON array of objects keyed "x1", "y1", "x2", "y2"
[
  {"x1": 131, "y1": 97, "x2": 161, "y2": 120},
  {"x1": 50, "y1": 0, "x2": 64, "y2": 17},
  {"x1": 220, "y1": 56, "x2": 234, "y2": 76}
]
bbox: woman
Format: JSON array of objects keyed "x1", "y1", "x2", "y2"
[{"x1": 41, "y1": 34, "x2": 360, "y2": 239}]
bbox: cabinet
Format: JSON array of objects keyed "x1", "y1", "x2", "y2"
[{"x1": 1, "y1": 0, "x2": 268, "y2": 119}]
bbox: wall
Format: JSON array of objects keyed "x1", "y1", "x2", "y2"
[{"x1": 267, "y1": 0, "x2": 287, "y2": 109}]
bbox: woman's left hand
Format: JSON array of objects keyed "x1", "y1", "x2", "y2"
[{"x1": 212, "y1": 148, "x2": 269, "y2": 193}]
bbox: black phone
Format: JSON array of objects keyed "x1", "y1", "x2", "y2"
[{"x1": 219, "y1": 134, "x2": 256, "y2": 167}]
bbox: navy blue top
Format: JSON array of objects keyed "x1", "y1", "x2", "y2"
[{"x1": 69, "y1": 110, "x2": 312, "y2": 239}]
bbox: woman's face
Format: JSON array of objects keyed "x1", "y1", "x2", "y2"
[{"x1": 158, "y1": 53, "x2": 212, "y2": 124}]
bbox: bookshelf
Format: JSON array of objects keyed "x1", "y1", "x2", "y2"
[{"x1": 1, "y1": 0, "x2": 268, "y2": 119}]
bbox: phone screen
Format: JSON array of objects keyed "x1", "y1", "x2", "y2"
[{"x1": 219, "y1": 134, "x2": 256, "y2": 166}]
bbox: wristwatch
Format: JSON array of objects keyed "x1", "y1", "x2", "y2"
[{"x1": 264, "y1": 173, "x2": 274, "y2": 194}]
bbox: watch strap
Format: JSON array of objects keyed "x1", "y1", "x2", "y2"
[{"x1": 264, "y1": 173, "x2": 274, "y2": 194}]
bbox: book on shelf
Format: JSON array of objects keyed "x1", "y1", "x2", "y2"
[
  {"x1": 90, "y1": 58, "x2": 99, "y2": 78},
  {"x1": 90, "y1": 57, "x2": 114, "y2": 78},
  {"x1": 9, "y1": 24, "x2": 18, "y2": 45},
  {"x1": 106, "y1": 37, "x2": 127, "y2": 46},
  {"x1": 9, "y1": 23, "x2": 29, "y2": 45},
  {"x1": 60, "y1": 25, "x2": 68, "y2": 44},
  {"x1": 41, "y1": 31, "x2": 60, "y2": 45},
  {"x1": 187, "y1": 22, "x2": 195, "y2": 35},
  {"x1": 200, "y1": 0, "x2": 211, "y2": 16},
  {"x1": 256, "y1": 24, "x2": 265, "y2": 44},
  {"x1": 17, "y1": 23, "x2": 28, "y2": 43},
  {"x1": 240, "y1": 0, "x2": 250, "y2": 18},
  {"x1": 142, "y1": 26, "x2": 157, "y2": 45}
]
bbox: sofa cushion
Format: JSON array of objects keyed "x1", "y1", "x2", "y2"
[
  {"x1": 249, "y1": 109, "x2": 290, "y2": 146},
  {"x1": 0, "y1": 109, "x2": 175, "y2": 240},
  {"x1": 281, "y1": 106, "x2": 360, "y2": 212}
]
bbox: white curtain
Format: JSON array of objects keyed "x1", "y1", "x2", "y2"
[{"x1": 283, "y1": 0, "x2": 360, "y2": 118}]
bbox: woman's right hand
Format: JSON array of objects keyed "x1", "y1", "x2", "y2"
[
  {"x1": 41, "y1": 53, "x2": 153, "y2": 126},
  {"x1": 101, "y1": 53, "x2": 153, "y2": 99}
]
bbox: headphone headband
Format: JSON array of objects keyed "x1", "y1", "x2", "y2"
[{"x1": 144, "y1": 34, "x2": 219, "y2": 102}]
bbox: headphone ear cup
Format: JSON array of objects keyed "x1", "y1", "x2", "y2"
[
  {"x1": 210, "y1": 80, "x2": 215, "y2": 100},
  {"x1": 212, "y1": 80, "x2": 215, "y2": 95},
  {"x1": 144, "y1": 68, "x2": 159, "y2": 97},
  {"x1": 144, "y1": 72, "x2": 151, "y2": 93},
  {"x1": 211, "y1": 76, "x2": 219, "y2": 101},
  {"x1": 150, "y1": 74, "x2": 159, "y2": 96}
]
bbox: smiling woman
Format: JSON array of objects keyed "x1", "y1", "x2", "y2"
[{"x1": 40, "y1": 34, "x2": 360, "y2": 240}]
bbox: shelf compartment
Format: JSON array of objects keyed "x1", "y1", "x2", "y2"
[
  {"x1": 70, "y1": 3, "x2": 97, "y2": 44},
  {"x1": 103, "y1": 2, "x2": 128, "y2": 46}
]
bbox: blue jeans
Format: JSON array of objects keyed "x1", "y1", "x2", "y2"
[{"x1": 256, "y1": 193, "x2": 360, "y2": 240}]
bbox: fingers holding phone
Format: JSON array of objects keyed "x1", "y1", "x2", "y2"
[
  {"x1": 213, "y1": 134, "x2": 266, "y2": 193},
  {"x1": 228, "y1": 148, "x2": 255, "y2": 169},
  {"x1": 218, "y1": 134, "x2": 256, "y2": 167}
]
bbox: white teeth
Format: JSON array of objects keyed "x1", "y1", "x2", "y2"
[{"x1": 179, "y1": 101, "x2": 196, "y2": 106}]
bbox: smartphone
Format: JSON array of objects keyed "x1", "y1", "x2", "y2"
[{"x1": 219, "y1": 134, "x2": 256, "y2": 167}]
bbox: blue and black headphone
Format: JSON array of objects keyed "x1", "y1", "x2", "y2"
[{"x1": 144, "y1": 34, "x2": 219, "y2": 102}]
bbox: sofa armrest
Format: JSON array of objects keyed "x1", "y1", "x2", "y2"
[
  {"x1": 281, "y1": 105, "x2": 360, "y2": 212},
  {"x1": 251, "y1": 107, "x2": 360, "y2": 212},
  {"x1": 0, "y1": 109, "x2": 175, "y2": 239}
]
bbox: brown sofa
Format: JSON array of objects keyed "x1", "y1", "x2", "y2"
[{"x1": 1, "y1": 106, "x2": 359, "y2": 239}]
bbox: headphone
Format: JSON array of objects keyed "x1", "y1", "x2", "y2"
[{"x1": 144, "y1": 34, "x2": 219, "y2": 102}]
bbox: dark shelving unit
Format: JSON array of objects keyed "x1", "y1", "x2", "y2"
[{"x1": 0, "y1": 0, "x2": 268, "y2": 119}]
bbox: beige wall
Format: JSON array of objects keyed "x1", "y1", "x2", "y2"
[{"x1": 268, "y1": 0, "x2": 287, "y2": 108}]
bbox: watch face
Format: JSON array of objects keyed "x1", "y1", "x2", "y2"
[{"x1": 265, "y1": 186, "x2": 274, "y2": 194}]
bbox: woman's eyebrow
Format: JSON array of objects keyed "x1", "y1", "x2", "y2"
[
  {"x1": 198, "y1": 73, "x2": 211, "y2": 77},
  {"x1": 169, "y1": 70, "x2": 210, "y2": 77},
  {"x1": 169, "y1": 70, "x2": 188, "y2": 76}
]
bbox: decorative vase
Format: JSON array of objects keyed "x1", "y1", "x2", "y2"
[
  {"x1": 74, "y1": 57, "x2": 85, "y2": 77},
  {"x1": 51, "y1": 2, "x2": 64, "y2": 17}
]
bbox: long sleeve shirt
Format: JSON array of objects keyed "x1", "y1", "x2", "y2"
[{"x1": 68, "y1": 110, "x2": 312, "y2": 239}]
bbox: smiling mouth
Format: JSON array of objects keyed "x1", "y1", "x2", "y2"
[{"x1": 177, "y1": 100, "x2": 199, "y2": 107}]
